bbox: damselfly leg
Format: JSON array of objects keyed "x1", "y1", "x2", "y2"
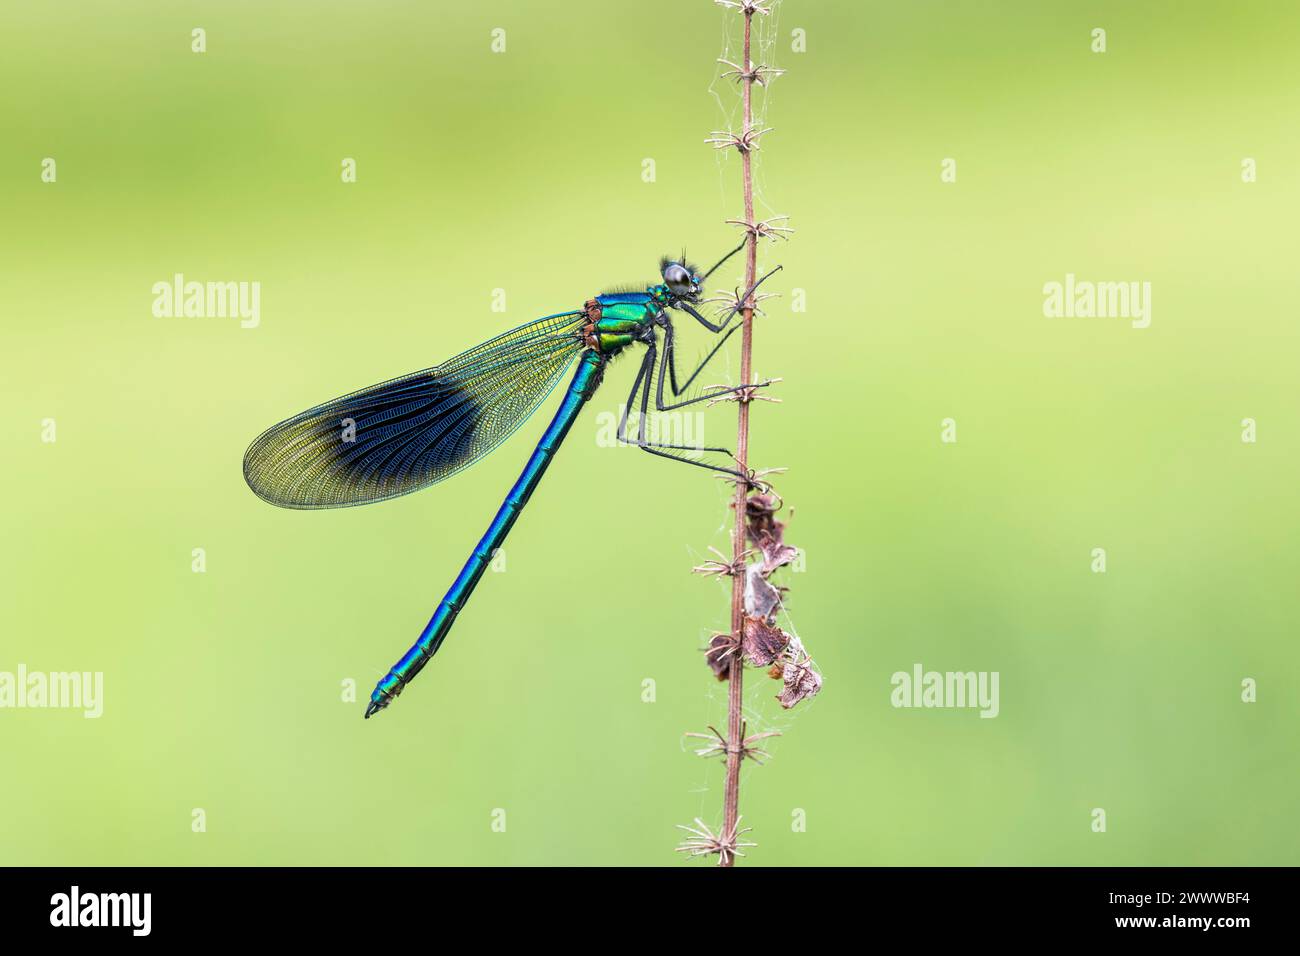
[
  {"x1": 615, "y1": 345, "x2": 742, "y2": 476},
  {"x1": 696, "y1": 239, "x2": 748, "y2": 283}
]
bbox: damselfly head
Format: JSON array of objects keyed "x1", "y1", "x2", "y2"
[{"x1": 660, "y1": 259, "x2": 701, "y2": 300}]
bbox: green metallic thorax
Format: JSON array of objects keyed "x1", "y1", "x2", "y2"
[{"x1": 583, "y1": 289, "x2": 670, "y2": 355}]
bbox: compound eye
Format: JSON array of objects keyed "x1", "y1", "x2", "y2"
[{"x1": 663, "y1": 263, "x2": 693, "y2": 294}]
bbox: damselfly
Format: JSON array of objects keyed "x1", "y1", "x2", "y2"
[{"x1": 243, "y1": 241, "x2": 778, "y2": 718}]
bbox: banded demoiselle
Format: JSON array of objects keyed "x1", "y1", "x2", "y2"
[{"x1": 243, "y1": 242, "x2": 778, "y2": 718}]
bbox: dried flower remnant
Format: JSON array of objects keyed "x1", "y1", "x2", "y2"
[
  {"x1": 725, "y1": 215, "x2": 794, "y2": 241},
  {"x1": 705, "y1": 631, "x2": 740, "y2": 680},
  {"x1": 685, "y1": 722, "x2": 781, "y2": 763},
  {"x1": 692, "y1": 545, "x2": 751, "y2": 580},
  {"x1": 736, "y1": 495, "x2": 820, "y2": 702},
  {"x1": 675, "y1": 815, "x2": 758, "y2": 867},
  {"x1": 777, "y1": 635, "x2": 821, "y2": 709},
  {"x1": 745, "y1": 493, "x2": 799, "y2": 574},
  {"x1": 717, "y1": 58, "x2": 786, "y2": 88},
  {"x1": 742, "y1": 615, "x2": 788, "y2": 667},
  {"x1": 744, "y1": 565, "x2": 782, "y2": 621}
]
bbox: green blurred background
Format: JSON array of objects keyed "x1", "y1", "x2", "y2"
[{"x1": 3, "y1": 1, "x2": 1297, "y2": 866}]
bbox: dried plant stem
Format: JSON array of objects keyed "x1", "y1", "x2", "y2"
[
  {"x1": 683, "y1": 0, "x2": 806, "y2": 869},
  {"x1": 721, "y1": 2, "x2": 761, "y2": 868}
]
